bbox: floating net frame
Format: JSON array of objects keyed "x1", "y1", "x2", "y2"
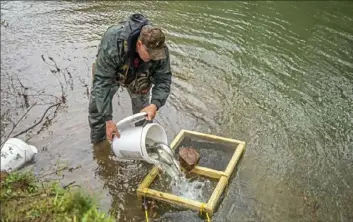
[{"x1": 136, "y1": 129, "x2": 246, "y2": 216}]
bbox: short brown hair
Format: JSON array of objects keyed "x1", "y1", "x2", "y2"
[{"x1": 139, "y1": 25, "x2": 166, "y2": 60}]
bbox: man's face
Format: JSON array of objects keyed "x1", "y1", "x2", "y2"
[{"x1": 136, "y1": 40, "x2": 151, "y2": 62}]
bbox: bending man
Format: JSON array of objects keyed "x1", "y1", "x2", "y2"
[{"x1": 88, "y1": 13, "x2": 172, "y2": 144}]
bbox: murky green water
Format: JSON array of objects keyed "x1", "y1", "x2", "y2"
[{"x1": 1, "y1": 1, "x2": 352, "y2": 221}]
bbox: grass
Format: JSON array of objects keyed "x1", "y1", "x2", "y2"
[{"x1": 0, "y1": 170, "x2": 115, "y2": 222}]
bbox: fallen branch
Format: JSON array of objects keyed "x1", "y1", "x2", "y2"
[
  {"x1": 12, "y1": 103, "x2": 60, "y2": 138},
  {"x1": 1, "y1": 54, "x2": 71, "y2": 144},
  {"x1": 1, "y1": 103, "x2": 37, "y2": 148}
]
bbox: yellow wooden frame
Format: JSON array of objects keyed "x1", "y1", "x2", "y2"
[{"x1": 136, "y1": 129, "x2": 246, "y2": 216}]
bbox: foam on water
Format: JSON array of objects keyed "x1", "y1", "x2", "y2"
[{"x1": 170, "y1": 174, "x2": 213, "y2": 202}]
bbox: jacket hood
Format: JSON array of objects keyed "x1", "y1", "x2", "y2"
[{"x1": 119, "y1": 14, "x2": 151, "y2": 57}]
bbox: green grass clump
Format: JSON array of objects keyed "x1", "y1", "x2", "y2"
[{"x1": 0, "y1": 171, "x2": 115, "y2": 222}]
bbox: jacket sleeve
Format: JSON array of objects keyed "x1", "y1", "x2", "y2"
[
  {"x1": 91, "y1": 33, "x2": 120, "y2": 121},
  {"x1": 151, "y1": 46, "x2": 172, "y2": 110}
]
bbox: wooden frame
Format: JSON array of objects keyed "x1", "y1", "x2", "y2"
[{"x1": 136, "y1": 129, "x2": 246, "y2": 216}]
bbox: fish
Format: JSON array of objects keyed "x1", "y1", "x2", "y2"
[
  {"x1": 146, "y1": 142, "x2": 182, "y2": 179},
  {"x1": 157, "y1": 144, "x2": 181, "y2": 171}
]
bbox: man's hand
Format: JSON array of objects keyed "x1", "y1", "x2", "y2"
[
  {"x1": 140, "y1": 104, "x2": 158, "y2": 121},
  {"x1": 106, "y1": 120, "x2": 120, "y2": 142}
]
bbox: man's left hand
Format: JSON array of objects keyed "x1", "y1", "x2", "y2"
[{"x1": 140, "y1": 104, "x2": 158, "y2": 121}]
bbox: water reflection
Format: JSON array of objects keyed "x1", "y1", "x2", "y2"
[{"x1": 92, "y1": 139, "x2": 150, "y2": 221}]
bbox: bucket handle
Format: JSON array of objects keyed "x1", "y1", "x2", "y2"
[{"x1": 116, "y1": 112, "x2": 148, "y2": 129}]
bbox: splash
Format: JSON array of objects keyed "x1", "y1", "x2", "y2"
[
  {"x1": 170, "y1": 174, "x2": 213, "y2": 202},
  {"x1": 146, "y1": 139, "x2": 212, "y2": 202}
]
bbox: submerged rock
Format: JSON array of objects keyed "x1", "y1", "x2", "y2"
[{"x1": 178, "y1": 147, "x2": 200, "y2": 171}]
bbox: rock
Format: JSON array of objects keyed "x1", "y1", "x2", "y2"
[{"x1": 178, "y1": 147, "x2": 200, "y2": 171}]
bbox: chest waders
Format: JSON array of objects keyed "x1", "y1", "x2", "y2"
[{"x1": 118, "y1": 40, "x2": 152, "y2": 95}]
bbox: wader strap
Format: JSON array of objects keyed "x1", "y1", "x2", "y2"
[
  {"x1": 117, "y1": 40, "x2": 131, "y2": 86},
  {"x1": 91, "y1": 62, "x2": 96, "y2": 86},
  {"x1": 120, "y1": 62, "x2": 130, "y2": 86}
]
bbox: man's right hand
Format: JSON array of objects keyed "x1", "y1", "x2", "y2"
[{"x1": 106, "y1": 120, "x2": 120, "y2": 142}]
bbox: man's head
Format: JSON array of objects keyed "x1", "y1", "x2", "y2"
[{"x1": 136, "y1": 25, "x2": 166, "y2": 62}]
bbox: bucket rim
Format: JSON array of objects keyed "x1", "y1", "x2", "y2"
[{"x1": 140, "y1": 123, "x2": 168, "y2": 163}]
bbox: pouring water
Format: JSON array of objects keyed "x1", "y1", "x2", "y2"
[
  {"x1": 111, "y1": 113, "x2": 211, "y2": 201},
  {"x1": 146, "y1": 139, "x2": 212, "y2": 202},
  {"x1": 146, "y1": 138, "x2": 182, "y2": 180}
]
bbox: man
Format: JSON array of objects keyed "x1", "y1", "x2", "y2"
[{"x1": 88, "y1": 13, "x2": 172, "y2": 144}]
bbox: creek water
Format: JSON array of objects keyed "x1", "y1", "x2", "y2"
[{"x1": 1, "y1": 1, "x2": 353, "y2": 221}]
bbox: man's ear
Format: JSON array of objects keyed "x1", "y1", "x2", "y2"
[{"x1": 136, "y1": 39, "x2": 142, "y2": 47}]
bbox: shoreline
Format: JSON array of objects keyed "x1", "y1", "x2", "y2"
[{"x1": 0, "y1": 170, "x2": 115, "y2": 222}]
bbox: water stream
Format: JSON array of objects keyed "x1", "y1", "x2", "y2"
[{"x1": 146, "y1": 139, "x2": 213, "y2": 203}]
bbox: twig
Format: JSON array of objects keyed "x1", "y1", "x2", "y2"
[
  {"x1": 37, "y1": 165, "x2": 68, "y2": 179},
  {"x1": 12, "y1": 103, "x2": 60, "y2": 138},
  {"x1": 66, "y1": 69, "x2": 74, "y2": 90},
  {"x1": 16, "y1": 77, "x2": 30, "y2": 108},
  {"x1": 78, "y1": 77, "x2": 89, "y2": 97},
  {"x1": 1, "y1": 103, "x2": 37, "y2": 148},
  {"x1": 16, "y1": 75, "x2": 29, "y2": 90},
  {"x1": 42, "y1": 55, "x2": 65, "y2": 96},
  {"x1": 41, "y1": 55, "x2": 58, "y2": 70},
  {"x1": 63, "y1": 181, "x2": 76, "y2": 189},
  {"x1": 65, "y1": 67, "x2": 72, "y2": 80}
]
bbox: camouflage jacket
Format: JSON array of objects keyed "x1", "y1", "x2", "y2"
[{"x1": 91, "y1": 19, "x2": 172, "y2": 122}]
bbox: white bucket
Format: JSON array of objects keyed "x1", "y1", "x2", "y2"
[
  {"x1": 112, "y1": 112, "x2": 168, "y2": 164},
  {"x1": 1, "y1": 138, "x2": 38, "y2": 172}
]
